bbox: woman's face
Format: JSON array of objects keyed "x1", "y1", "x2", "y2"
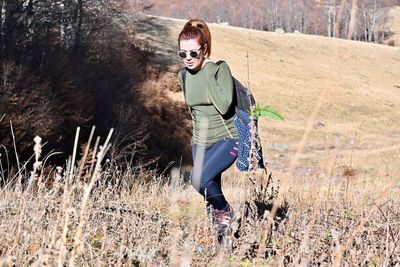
[{"x1": 179, "y1": 38, "x2": 206, "y2": 71}]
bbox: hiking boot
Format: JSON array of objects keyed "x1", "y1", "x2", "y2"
[{"x1": 214, "y1": 205, "x2": 236, "y2": 233}]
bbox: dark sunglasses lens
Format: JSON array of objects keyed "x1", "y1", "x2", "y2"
[
  {"x1": 178, "y1": 51, "x2": 187, "y2": 58},
  {"x1": 190, "y1": 51, "x2": 199, "y2": 58}
]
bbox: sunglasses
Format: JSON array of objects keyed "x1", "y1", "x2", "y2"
[{"x1": 177, "y1": 47, "x2": 203, "y2": 59}]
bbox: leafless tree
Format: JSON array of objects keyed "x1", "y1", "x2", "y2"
[
  {"x1": 347, "y1": 0, "x2": 359, "y2": 39},
  {"x1": 146, "y1": 0, "x2": 397, "y2": 43}
]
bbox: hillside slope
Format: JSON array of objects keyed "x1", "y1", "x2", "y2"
[{"x1": 134, "y1": 15, "x2": 400, "y2": 179}]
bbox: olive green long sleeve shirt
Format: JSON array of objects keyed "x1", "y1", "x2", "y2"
[{"x1": 178, "y1": 61, "x2": 239, "y2": 147}]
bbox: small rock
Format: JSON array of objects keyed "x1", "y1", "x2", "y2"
[
  {"x1": 275, "y1": 28, "x2": 285, "y2": 33},
  {"x1": 313, "y1": 121, "x2": 325, "y2": 129}
]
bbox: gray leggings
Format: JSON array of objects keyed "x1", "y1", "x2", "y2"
[{"x1": 191, "y1": 138, "x2": 238, "y2": 210}]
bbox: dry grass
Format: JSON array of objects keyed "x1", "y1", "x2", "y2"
[
  {"x1": 0, "y1": 164, "x2": 398, "y2": 266},
  {"x1": 0, "y1": 133, "x2": 399, "y2": 266}
]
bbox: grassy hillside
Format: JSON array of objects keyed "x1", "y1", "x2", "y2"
[{"x1": 135, "y1": 15, "x2": 400, "y2": 181}]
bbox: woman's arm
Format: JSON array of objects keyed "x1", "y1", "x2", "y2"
[
  {"x1": 204, "y1": 62, "x2": 234, "y2": 115},
  {"x1": 177, "y1": 71, "x2": 183, "y2": 90}
]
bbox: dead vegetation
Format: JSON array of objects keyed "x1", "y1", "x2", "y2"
[
  {"x1": 0, "y1": 133, "x2": 399, "y2": 266},
  {"x1": 0, "y1": 1, "x2": 192, "y2": 172}
]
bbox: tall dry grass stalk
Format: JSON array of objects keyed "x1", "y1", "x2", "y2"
[
  {"x1": 0, "y1": 127, "x2": 399, "y2": 266},
  {"x1": 9, "y1": 121, "x2": 22, "y2": 192}
]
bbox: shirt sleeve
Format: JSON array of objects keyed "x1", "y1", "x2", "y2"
[
  {"x1": 177, "y1": 71, "x2": 183, "y2": 90},
  {"x1": 205, "y1": 62, "x2": 235, "y2": 115}
]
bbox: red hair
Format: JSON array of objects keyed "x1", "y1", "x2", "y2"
[{"x1": 178, "y1": 19, "x2": 212, "y2": 57}]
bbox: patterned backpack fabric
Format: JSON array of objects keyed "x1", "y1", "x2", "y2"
[
  {"x1": 226, "y1": 67, "x2": 264, "y2": 172},
  {"x1": 233, "y1": 109, "x2": 265, "y2": 172},
  {"x1": 180, "y1": 61, "x2": 265, "y2": 172}
]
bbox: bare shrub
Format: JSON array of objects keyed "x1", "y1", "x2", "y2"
[
  {"x1": 387, "y1": 39, "x2": 396, "y2": 46},
  {"x1": 0, "y1": 62, "x2": 64, "y2": 162},
  {"x1": 0, "y1": 0, "x2": 177, "y2": 175},
  {"x1": 137, "y1": 67, "x2": 192, "y2": 168}
]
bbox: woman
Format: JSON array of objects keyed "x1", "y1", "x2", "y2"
[{"x1": 177, "y1": 19, "x2": 239, "y2": 231}]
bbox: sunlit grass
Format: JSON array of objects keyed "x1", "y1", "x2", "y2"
[{"x1": 0, "y1": 130, "x2": 398, "y2": 265}]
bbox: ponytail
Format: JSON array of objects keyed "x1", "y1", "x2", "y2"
[{"x1": 179, "y1": 19, "x2": 212, "y2": 57}]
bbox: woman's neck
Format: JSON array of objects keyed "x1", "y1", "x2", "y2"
[{"x1": 188, "y1": 57, "x2": 208, "y2": 74}]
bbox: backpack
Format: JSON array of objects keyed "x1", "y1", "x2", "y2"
[{"x1": 180, "y1": 60, "x2": 265, "y2": 172}]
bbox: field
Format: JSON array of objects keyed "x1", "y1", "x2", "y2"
[
  {"x1": 1, "y1": 15, "x2": 400, "y2": 266},
  {"x1": 135, "y1": 15, "x2": 400, "y2": 183}
]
